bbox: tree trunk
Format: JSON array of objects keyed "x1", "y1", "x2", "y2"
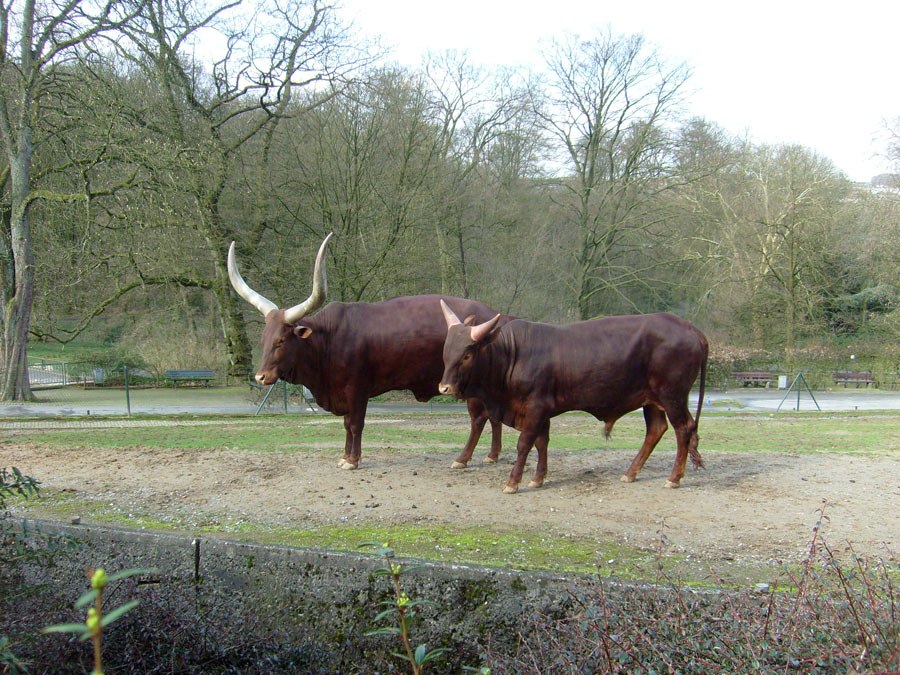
[
  {"x1": 435, "y1": 223, "x2": 450, "y2": 295},
  {"x1": 212, "y1": 250, "x2": 253, "y2": 375},
  {"x1": 576, "y1": 226, "x2": 596, "y2": 320},
  {"x1": 1, "y1": 131, "x2": 36, "y2": 401}
]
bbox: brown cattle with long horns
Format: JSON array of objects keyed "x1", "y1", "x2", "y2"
[
  {"x1": 227, "y1": 234, "x2": 512, "y2": 470},
  {"x1": 438, "y1": 300, "x2": 709, "y2": 493}
]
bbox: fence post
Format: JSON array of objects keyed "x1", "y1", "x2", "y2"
[{"x1": 125, "y1": 366, "x2": 132, "y2": 417}]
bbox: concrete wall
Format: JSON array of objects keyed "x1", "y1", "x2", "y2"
[{"x1": 17, "y1": 519, "x2": 591, "y2": 672}]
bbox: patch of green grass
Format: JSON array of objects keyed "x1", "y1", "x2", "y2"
[
  {"x1": 13, "y1": 410, "x2": 900, "y2": 456},
  {"x1": 13, "y1": 490, "x2": 703, "y2": 581},
  {"x1": 14, "y1": 424, "x2": 344, "y2": 451},
  {"x1": 11, "y1": 424, "x2": 475, "y2": 451},
  {"x1": 16, "y1": 489, "x2": 780, "y2": 585},
  {"x1": 695, "y1": 414, "x2": 900, "y2": 455},
  {"x1": 27, "y1": 340, "x2": 109, "y2": 361},
  {"x1": 555, "y1": 411, "x2": 900, "y2": 456},
  {"x1": 18, "y1": 491, "x2": 186, "y2": 530},
  {"x1": 708, "y1": 398, "x2": 746, "y2": 409}
]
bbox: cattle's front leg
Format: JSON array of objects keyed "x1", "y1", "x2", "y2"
[
  {"x1": 452, "y1": 398, "x2": 491, "y2": 468},
  {"x1": 339, "y1": 401, "x2": 367, "y2": 470},
  {"x1": 527, "y1": 423, "x2": 550, "y2": 489},
  {"x1": 504, "y1": 428, "x2": 538, "y2": 494}
]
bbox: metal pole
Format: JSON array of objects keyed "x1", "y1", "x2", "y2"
[
  {"x1": 255, "y1": 381, "x2": 278, "y2": 415},
  {"x1": 776, "y1": 371, "x2": 821, "y2": 412},
  {"x1": 798, "y1": 372, "x2": 820, "y2": 410},
  {"x1": 125, "y1": 365, "x2": 132, "y2": 417}
]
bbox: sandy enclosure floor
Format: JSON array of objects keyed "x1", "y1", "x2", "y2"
[{"x1": 4, "y1": 413, "x2": 899, "y2": 572}]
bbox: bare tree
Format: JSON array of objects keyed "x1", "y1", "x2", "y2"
[
  {"x1": 0, "y1": 0, "x2": 144, "y2": 400},
  {"x1": 108, "y1": 0, "x2": 367, "y2": 373},
  {"x1": 680, "y1": 138, "x2": 851, "y2": 348},
  {"x1": 538, "y1": 27, "x2": 692, "y2": 319},
  {"x1": 423, "y1": 50, "x2": 542, "y2": 299},
  {"x1": 258, "y1": 68, "x2": 426, "y2": 301}
]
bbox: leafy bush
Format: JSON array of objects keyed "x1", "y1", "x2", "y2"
[
  {"x1": 361, "y1": 541, "x2": 449, "y2": 674},
  {"x1": 14, "y1": 578, "x2": 341, "y2": 673},
  {"x1": 67, "y1": 345, "x2": 147, "y2": 373}
]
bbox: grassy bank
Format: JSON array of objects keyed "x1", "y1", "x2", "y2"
[{"x1": 4, "y1": 410, "x2": 900, "y2": 587}]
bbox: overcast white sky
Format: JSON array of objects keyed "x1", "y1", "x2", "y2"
[{"x1": 338, "y1": 0, "x2": 899, "y2": 183}]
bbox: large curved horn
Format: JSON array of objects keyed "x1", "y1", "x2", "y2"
[
  {"x1": 470, "y1": 313, "x2": 501, "y2": 342},
  {"x1": 283, "y1": 232, "x2": 333, "y2": 324},
  {"x1": 440, "y1": 299, "x2": 462, "y2": 328},
  {"x1": 227, "y1": 241, "x2": 278, "y2": 316}
]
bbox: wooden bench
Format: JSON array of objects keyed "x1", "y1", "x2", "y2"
[
  {"x1": 732, "y1": 371, "x2": 775, "y2": 387},
  {"x1": 832, "y1": 370, "x2": 875, "y2": 388},
  {"x1": 164, "y1": 369, "x2": 215, "y2": 386}
]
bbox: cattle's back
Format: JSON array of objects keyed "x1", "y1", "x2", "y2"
[
  {"x1": 489, "y1": 313, "x2": 706, "y2": 416},
  {"x1": 314, "y1": 295, "x2": 505, "y2": 396}
]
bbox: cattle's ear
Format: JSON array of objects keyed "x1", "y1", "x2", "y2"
[
  {"x1": 463, "y1": 315, "x2": 476, "y2": 326},
  {"x1": 293, "y1": 325, "x2": 313, "y2": 339}
]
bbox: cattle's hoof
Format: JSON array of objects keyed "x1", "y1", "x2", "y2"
[
  {"x1": 339, "y1": 460, "x2": 358, "y2": 471},
  {"x1": 620, "y1": 474, "x2": 636, "y2": 483},
  {"x1": 451, "y1": 461, "x2": 467, "y2": 469},
  {"x1": 664, "y1": 480, "x2": 680, "y2": 489},
  {"x1": 527, "y1": 480, "x2": 543, "y2": 489},
  {"x1": 483, "y1": 456, "x2": 498, "y2": 464},
  {"x1": 502, "y1": 484, "x2": 518, "y2": 494}
]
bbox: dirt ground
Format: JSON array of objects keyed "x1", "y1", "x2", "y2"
[{"x1": 4, "y1": 414, "x2": 899, "y2": 574}]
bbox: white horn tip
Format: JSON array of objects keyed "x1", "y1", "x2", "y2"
[{"x1": 440, "y1": 299, "x2": 462, "y2": 327}]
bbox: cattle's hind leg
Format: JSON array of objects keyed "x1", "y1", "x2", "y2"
[
  {"x1": 662, "y1": 402, "x2": 698, "y2": 488},
  {"x1": 621, "y1": 405, "x2": 668, "y2": 483},
  {"x1": 527, "y1": 422, "x2": 550, "y2": 489},
  {"x1": 452, "y1": 399, "x2": 499, "y2": 468}
]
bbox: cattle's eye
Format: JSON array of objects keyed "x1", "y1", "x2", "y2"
[{"x1": 461, "y1": 352, "x2": 473, "y2": 364}]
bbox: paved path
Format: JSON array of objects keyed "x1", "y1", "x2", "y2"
[
  {"x1": 1, "y1": 388, "x2": 899, "y2": 429},
  {"x1": 709, "y1": 388, "x2": 900, "y2": 412}
]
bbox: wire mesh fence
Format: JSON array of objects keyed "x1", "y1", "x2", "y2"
[{"x1": 1, "y1": 360, "x2": 321, "y2": 417}]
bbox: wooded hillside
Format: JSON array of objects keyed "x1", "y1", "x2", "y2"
[{"x1": 3, "y1": 0, "x2": 900, "y2": 396}]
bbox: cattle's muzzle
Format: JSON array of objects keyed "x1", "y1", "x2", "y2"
[
  {"x1": 255, "y1": 371, "x2": 277, "y2": 386},
  {"x1": 438, "y1": 383, "x2": 455, "y2": 396}
]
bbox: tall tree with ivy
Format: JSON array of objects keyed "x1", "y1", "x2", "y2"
[{"x1": 0, "y1": 0, "x2": 143, "y2": 400}]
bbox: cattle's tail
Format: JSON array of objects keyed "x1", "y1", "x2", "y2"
[{"x1": 688, "y1": 336, "x2": 708, "y2": 470}]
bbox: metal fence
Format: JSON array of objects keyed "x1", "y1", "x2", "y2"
[
  {"x1": 25, "y1": 357, "x2": 96, "y2": 387},
  {"x1": 0, "y1": 360, "x2": 320, "y2": 417}
]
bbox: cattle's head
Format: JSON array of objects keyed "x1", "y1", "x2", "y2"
[
  {"x1": 227, "y1": 233, "x2": 332, "y2": 386},
  {"x1": 438, "y1": 299, "x2": 501, "y2": 398}
]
